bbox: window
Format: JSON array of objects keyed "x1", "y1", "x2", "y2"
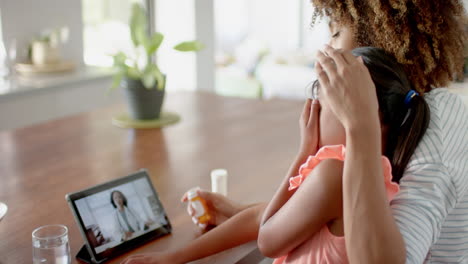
[
  {"x1": 82, "y1": 0, "x2": 144, "y2": 67},
  {"x1": 154, "y1": 0, "x2": 197, "y2": 91},
  {"x1": 83, "y1": 0, "x2": 197, "y2": 91},
  {"x1": 214, "y1": 0, "x2": 330, "y2": 99}
]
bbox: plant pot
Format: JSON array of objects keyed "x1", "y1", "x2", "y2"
[{"x1": 122, "y1": 77, "x2": 165, "y2": 120}]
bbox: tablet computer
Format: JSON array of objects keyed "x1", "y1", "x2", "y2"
[{"x1": 66, "y1": 169, "x2": 171, "y2": 263}]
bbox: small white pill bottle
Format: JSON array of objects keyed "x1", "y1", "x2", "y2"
[{"x1": 211, "y1": 169, "x2": 228, "y2": 196}]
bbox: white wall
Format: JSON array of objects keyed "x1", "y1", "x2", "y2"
[{"x1": 0, "y1": 0, "x2": 83, "y2": 65}]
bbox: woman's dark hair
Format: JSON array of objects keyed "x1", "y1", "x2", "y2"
[
  {"x1": 352, "y1": 47, "x2": 430, "y2": 183},
  {"x1": 110, "y1": 190, "x2": 128, "y2": 208}
]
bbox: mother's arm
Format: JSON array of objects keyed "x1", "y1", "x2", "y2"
[
  {"x1": 316, "y1": 46, "x2": 406, "y2": 264},
  {"x1": 344, "y1": 124, "x2": 406, "y2": 264}
]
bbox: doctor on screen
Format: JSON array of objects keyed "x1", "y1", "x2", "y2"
[{"x1": 110, "y1": 190, "x2": 149, "y2": 241}]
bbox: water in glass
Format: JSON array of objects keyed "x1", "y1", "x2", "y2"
[{"x1": 32, "y1": 225, "x2": 71, "y2": 264}]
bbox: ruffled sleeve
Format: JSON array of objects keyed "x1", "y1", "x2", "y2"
[{"x1": 288, "y1": 145, "x2": 399, "y2": 202}]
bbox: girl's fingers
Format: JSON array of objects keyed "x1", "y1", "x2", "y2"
[
  {"x1": 302, "y1": 99, "x2": 312, "y2": 123},
  {"x1": 180, "y1": 192, "x2": 188, "y2": 202},
  {"x1": 181, "y1": 187, "x2": 202, "y2": 202},
  {"x1": 187, "y1": 203, "x2": 196, "y2": 216},
  {"x1": 324, "y1": 45, "x2": 348, "y2": 69},
  {"x1": 309, "y1": 99, "x2": 321, "y2": 128},
  {"x1": 197, "y1": 189, "x2": 215, "y2": 206}
]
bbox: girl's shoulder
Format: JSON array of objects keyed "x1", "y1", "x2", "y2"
[
  {"x1": 290, "y1": 145, "x2": 399, "y2": 201},
  {"x1": 289, "y1": 145, "x2": 345, "y2": 191},
  {"x1": 313, "y1": 159, "x2": 344, "y2": 182}
]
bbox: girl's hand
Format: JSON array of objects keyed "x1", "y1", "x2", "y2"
[
  {"x1": 316, "y1": 46, "x2": 380, "y2": 132},
  {"x1": 299, "y1": 99, "x2": 321, "y2": 157},
  {"x1": 121, "y1": 252, "x2": 177, "y2": 264},
  {"x1": 181, "y1": 189, "x2": 242, "y2": 229}
]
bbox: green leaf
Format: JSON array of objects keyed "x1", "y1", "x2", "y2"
[
  {"x1": 136, "y1": 29, "x2": 149, "y2": 51},
  {"x1": 108, "y1": 72, "x2": 124, "y2": 94},
  {"x1": 153, "y1": 67, "x2": 165, "y2": 90},
  {"x1": 146, "y1": 33, "x2": 164, "y2": 55},
  {"x1": 112, "y1": 52, "x2": 127, "y2": 68},
  {"x1": 173, "y1": 41, "x2": 205, "y2": 52},
  {"x1": 111, "y1": 53, "x2": 129, "y2": 92},
  {"x1": 130, "y1": 3, "x2": 148, "y2": 47}
]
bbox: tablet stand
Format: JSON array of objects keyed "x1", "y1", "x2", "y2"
[{"x1": 76, "y1": 245, "x2": 97, "y2": 264}]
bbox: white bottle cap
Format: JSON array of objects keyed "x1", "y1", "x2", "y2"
[
  {"x1": 211, "y1": 169, "x2": 228, "y2": 196},
  {"x1": 187, "y1": 187, "x2": 201, "y2": 200}
]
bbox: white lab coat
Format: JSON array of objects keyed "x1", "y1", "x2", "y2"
[{"x1": 114, "y1": 207, "x2": 144, "y2": 236}]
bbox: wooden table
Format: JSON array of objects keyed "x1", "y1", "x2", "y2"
[{"x1": 0, "y1": 91, "x2": 303, "y2": 263}]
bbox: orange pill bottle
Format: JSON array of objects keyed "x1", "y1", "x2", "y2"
[{"x1": 187, "y1": 189, "x2": 211, "y2": 225}]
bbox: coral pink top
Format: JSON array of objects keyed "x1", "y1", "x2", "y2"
[{"x1": 273, "y1": 145, "x2": 400, "y2": 264}]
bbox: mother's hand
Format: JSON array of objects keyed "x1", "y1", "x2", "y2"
[{"x1": 316, "y1": 45, "x2": 380, "y2": 132}]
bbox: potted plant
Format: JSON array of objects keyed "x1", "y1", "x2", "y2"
[{"x1": 112, "y1": 3, "x2": 203, "y2": 120}]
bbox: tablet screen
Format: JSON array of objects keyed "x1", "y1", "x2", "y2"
[{"x1": 67, "y1": 170, "x2": 171, "y2": 262}]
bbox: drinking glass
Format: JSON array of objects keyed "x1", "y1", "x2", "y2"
[{"x1": 32, "y1": 225, "x2": 71, "y2": 264}]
